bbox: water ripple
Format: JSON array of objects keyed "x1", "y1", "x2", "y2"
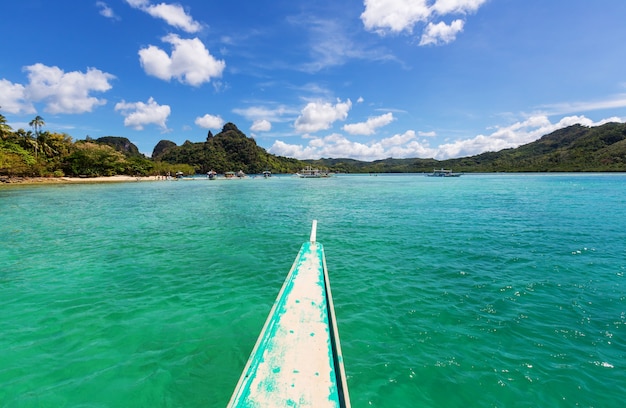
[{"x1": 1, "y1": 175, "x2": 625, "y2": 407}]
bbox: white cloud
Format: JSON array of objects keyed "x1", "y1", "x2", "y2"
[
  {"x1": 24, "y1": 63, "x2": 114, "y2": 114},
  {"x1": 269, "y1": 140, "x2": 318, "y2": 159},
  {"x1": 0, "y1": 64, "x2": 114, "y2": 115},
  {"x1": 292, "y1": 16, "x2": 389, "y2": 72},
  {"x1": 361, "y1": 0, "x2": 431, "y2": 33},
  {"x1": 433, "y1": 0, "x2": 487, "y2": 15},
  {"x1": 114, "y1": 97, "x2": 170, "y2": 131},
  {"x1": 343, "y1": 112, "x2": 395, "y2": 135},
  {"x1": 96, "y1": 2, "x2": 118, "y2": 20},
  {"x1": 125, "y1": 0, "x2": 148, "y2": 6},
  {"x1": 195, "y1": 114, "x2": 224, "y2": 129},
  {"x1": 294, "y1": 98, "x2": 352, "y2": 133},
  {"x1": 361, "y1": 0, "x2": 487, "y2": 45},
  {"x1": 538, "y1": 94, "x2": 626, "y2": 116},
  {"x1": 418, "y1": 130, "x2": 437, "y2": 137},
  {"x1": 270, "y1": 131, "x2": 424, "y2": 161},
  {"x1": 251, "y1": 119, "x2": 271, "y2": 132},
  {"x1": 233, "y1": 105, "x2": 297, "y2": 123},
  {"x1": 139, "y1": 34, "x2": 225, "y2": 86},
  {"x1": 0, "y1": 79, "x2": 35, "y2": 114},
  {"x1": 432, "y1": 115, "x2": 625, "y2": 159},
  {"x1": 380, "y1": 129, "x2": 416, "y2": 147},
  {"x1": 125, "y1": 0, "x2": 202, "y2": 33},
  {"x1": 419, "y1": 19, "x2": 464, "y2": 46},
  {"x1": 269, "y1": 114, "x2": 626, "y2": 161}
]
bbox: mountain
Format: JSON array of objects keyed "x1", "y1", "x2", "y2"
[
  {"x1": 307, "y1": 122, "x2": 626, "y2": 173},
  {"x1": 448, "y1": 122, "x2": 626, "y2": 172},
  {"x1": 152, "y1": 123, "x2": 304, "y2": 174},
  {"x1": 145, "y1": 121, "x2": 626, "y2": 174},
  {"x1": 4, "y1": 118, "x2": 622, "y2": 178},
  {"x1": 95, "y1": 136, "x2": 143, "y2": 157}
]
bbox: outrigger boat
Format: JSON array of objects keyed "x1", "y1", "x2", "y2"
[
  {"x1": 227, "y1": 221, "x2": 351, "y2": 407},
  {"x1": 296, "y1": 166, "x2": 333, "y2": 178},
  {"x1": 427, "y1": 168, "x2": 462, "y2": 177}
]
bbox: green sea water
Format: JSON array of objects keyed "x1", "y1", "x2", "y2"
[{"x1": 1, "y1": 174, "x2": 625, "y2": 407}]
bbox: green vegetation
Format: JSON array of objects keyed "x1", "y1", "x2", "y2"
[
  {"x1": 307, "y1": 122, "x2": 626, "y2": 173},
  {"x1": 1, "y1": 113, "x2": 625, "y2": 179},
  {"x1": 0, "y1": 112, "x2": 194, "y2": 178},
  {"x1": 153, "y1": 122, "x2": 304, "y2": 174}
]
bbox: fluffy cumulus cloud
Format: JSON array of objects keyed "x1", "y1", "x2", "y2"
[
  {"x1": 139, "y1": 34, "x2": 225, "y2": 86},
  {"x1": 270, "y1": 130, "x2": 425, "y2": 161},
  {"x1": 0, "y1": 79, "x2": 35, "y2": 114},
  {"x1": 269, "y1": 114, "x2": 626, "y2": 161},
  {"x1": 343, "y1": 112, "x2": 395, "y2": 135},
  {"x1": 419, "y1": 19, "x2": 464, "y2": 46},
  {"x1": 125, "y1": 0, "x2": 202, "y2": 33},
  {"x1": 1, "y1": 64, "x2": 114, "y2": 115},
  {"x1": 251, "y1": 119, "x2": 272, "y2": 132},
  {"x1": 195, "y1": 113, "x2": 224, "y2": 129},
  {"x1": 435, "y1": 115, "x2": 622, "y2": 159},
  {"x1": 361, "y1": 0, "x2": 431, "y2": 33},
  {"x1": 294, "y1": 99, "x2": 352, "y2": 133},
  {"x1": 361, "y1": 0, "x2": 487, "y2": 45},
  {"x1": 4, "y1": 63, "x2": 114, "y2": 114},
  {"x1": 114, "y1": 97, "x2": 170, "y2": 130}
]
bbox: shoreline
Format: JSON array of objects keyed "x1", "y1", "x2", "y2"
[{"x1": 0, "y1": 175, "x2": 156, "y2": 185}]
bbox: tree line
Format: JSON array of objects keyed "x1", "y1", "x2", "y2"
[
  {"x1": 2, "y1": 113, "x2": 625, "y2": 178},
  {"x1": 0, "y1": 113, "x2": 193, "y2": 178}
]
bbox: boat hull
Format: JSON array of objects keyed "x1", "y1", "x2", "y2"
[{"x1": 227, "y1": 225, "x2": 350, "y2": 407}]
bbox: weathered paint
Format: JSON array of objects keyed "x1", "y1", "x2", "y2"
[{"x1": 228, "y1": 231, "x2": 350, "y2": 407}]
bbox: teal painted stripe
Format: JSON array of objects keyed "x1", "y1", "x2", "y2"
[{"x1": 228, "y1": 241, "x2": 346, "y2": 407}]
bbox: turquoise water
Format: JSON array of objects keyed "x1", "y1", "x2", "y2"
[{"x1": 1, "y1": 174, "x2": 625, "y2": 407}]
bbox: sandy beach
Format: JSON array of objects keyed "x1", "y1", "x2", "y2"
[{"x1": 0, "y1": 175, "x2": 156, "y2": 185}]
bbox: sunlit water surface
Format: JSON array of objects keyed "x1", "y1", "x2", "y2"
[{"x1": 1, "y1": 173, "x2": 625, "y2": 407}]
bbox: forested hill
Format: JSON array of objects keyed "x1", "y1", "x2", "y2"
[
  {"x1": 2, "y1": 117, "x2": 625, "y2": 178},
  {"x1": 305, "y1": 122, "x2": 626, "y2": 173},
  {"x1": 152, "y1": 123, "x2": 304, "y2": 174},
  {"x1": 135, "y1": 121, "x2": 626, "y2": 173},
  {"x1": 449, "y1": 122, "x2": 626, "y2": 172}
]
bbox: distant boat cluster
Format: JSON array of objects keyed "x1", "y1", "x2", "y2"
[{"x1": 156, "y1": 168, "x2": 337, "y2": 180}]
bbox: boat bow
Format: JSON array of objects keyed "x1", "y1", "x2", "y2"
[{"x1": 227, "y1": 221, "x2": 350, "y2": 407}]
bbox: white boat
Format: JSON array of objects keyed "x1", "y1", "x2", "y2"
[
  {"x1": 296, "y1": 166, "x2": 333, "y2": 178},
  {"x1": 427, "y1": 168, "x2": 462, "y2": 177},
  {"x1": 227, "y1": 221, "x2": 350, "y2": 407}
]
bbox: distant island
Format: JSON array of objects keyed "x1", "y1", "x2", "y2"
[{"x1": 1, "y1": 113, "x2": 625, "y2": 181}]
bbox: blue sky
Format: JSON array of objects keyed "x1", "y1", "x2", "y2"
[{"x1": 2, "y1": 0, "x2": 626, "y2": 160}]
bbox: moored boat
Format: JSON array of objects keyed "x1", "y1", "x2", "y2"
[
  {"x1": 427, "y1": 168, "x2": 462, "y2": 177},
  {"x1": 227, "y1": 221, "x2": 350, "y2": 407},
  {"x1": 296, "y1": 166, "x2": 333, "y2": 178}
]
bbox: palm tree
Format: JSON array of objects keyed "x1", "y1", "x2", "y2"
[
  {"x1": 0, "y1": 113, "x2": 13, "y2": 140},
  {"x1": 29, "y1": 115, "x2": 45, "y2": 136},
  {"x1": 29, "y1": 115, "x2": 45, "y2": 159}
]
